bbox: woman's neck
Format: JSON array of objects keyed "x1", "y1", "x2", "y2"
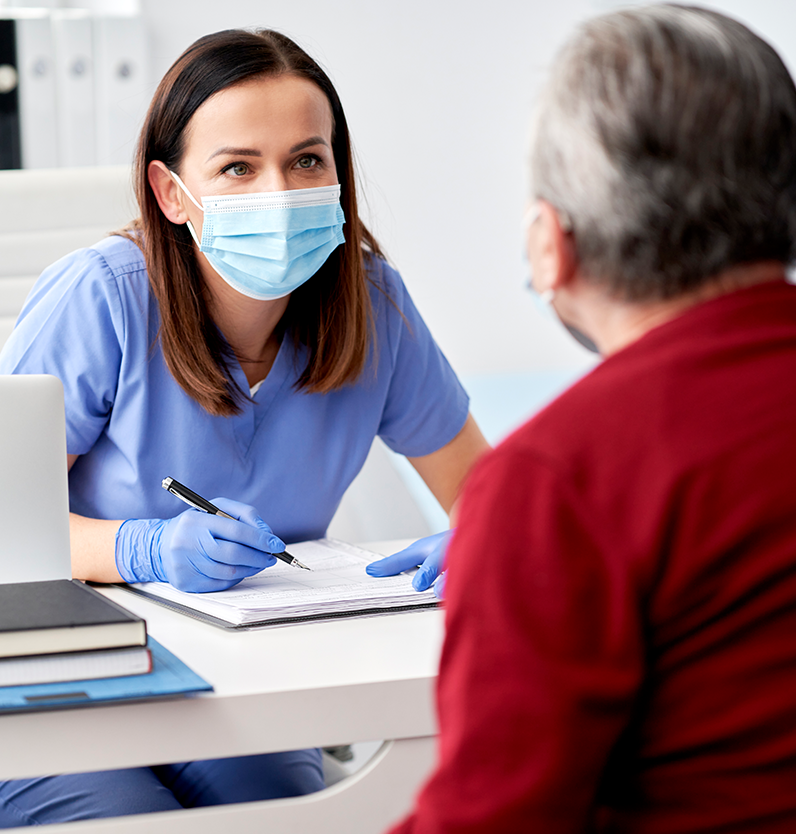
[{"x1": 201, "y1": 257, "x2": 291, "y2": 388}]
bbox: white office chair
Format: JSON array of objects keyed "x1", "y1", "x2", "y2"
[{"x1": 0, "y1": 165, "x2": 135, "y2": 351}]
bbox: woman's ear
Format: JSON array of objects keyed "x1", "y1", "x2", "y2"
[
  {"x1": 526, "y1": 200, "x2": 578, "y2": 295},
  {"x1": 148, "y1": 161, "x2": 188, "y2": 224}
]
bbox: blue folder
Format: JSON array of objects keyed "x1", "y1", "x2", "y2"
[{"x1": 0, "y1": 637, "x2": 212, "y2": 712}]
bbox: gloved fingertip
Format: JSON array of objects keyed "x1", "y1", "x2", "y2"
[
  {"x1": 412, "y1": 569, "x2": 431, "y2": 592},
  {"x1": 268, "y1": 536, "x2": 285, "y2": 553},
  {"x1": 244, "y1": 554, "x2": 276, "y2": 576},
  {"x1": 365, "y1": 560, "x2": 385, "y2": 576}
]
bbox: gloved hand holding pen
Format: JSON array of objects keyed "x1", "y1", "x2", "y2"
[
  {"x1": 366, "y1": 529, "x2": 454, "y2": 599},
  {"x1": 114, "y1": 497, "x2": 282, "y2": 593}
]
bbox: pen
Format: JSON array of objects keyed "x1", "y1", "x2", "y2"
[{"x1": 161, "y1": 477, "x2": 311, "y2": 571}]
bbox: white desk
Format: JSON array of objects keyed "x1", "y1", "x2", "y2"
[{"x1": 0, "y1": 541, "x2": 443, "y2": 832}]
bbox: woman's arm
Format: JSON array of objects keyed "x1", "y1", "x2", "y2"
[
  {"x1": 366, "y1": 413, "x2": 491, "y2": 594},
  {"x1": 67, "y1": 454, "x2": 125, "y2": 583},
  {"x1": 407, "y1": 412, "x2": 490, "y2": 518},
  {"x1": 69, "y1": 415, "x2": 490, "y2": 587},
  {"x1": 67, "y1": 455, "x2": 284, "y2": 591}
]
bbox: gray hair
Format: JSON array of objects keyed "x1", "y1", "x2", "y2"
[{"x1": 529, "y1": 4, "x2": 796, "y2": 300}]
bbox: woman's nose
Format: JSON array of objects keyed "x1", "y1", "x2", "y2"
[{"x1": 256, "y1": 170, "x2": 289, "y2": 193}]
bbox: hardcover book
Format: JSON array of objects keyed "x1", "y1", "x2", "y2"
[
  {"x1": 0, "y1": 579, "x2": 147, "y2": 658},
  {"x1": 0, "y1": 645, "x2": 152, "y2": 687},
  {"x1": 0, "y1": 638, "x2": 212, "y2": 712}
]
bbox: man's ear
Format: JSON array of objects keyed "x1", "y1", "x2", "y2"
[
  {"x1": 528, "y1": 200, "x2": 578, "y2": 294},
  {"x1": 148, "y1": 161, "x2": 189, "y2": 225}
]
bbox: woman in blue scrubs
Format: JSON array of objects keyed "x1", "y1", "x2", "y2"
[{"x1": 0, "y1": 29, "x2": 488, "y2": 824}]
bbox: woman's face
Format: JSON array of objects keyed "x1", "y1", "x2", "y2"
[{"x1": 174, "y1": 73, "x2": 338, "y2": 229}]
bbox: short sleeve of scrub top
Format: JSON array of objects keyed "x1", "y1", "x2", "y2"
[{"x1": 0, "y1": 236, "x2": 470, "y2": 543}]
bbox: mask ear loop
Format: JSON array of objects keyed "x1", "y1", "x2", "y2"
[
  {"x1": 169, "y1": 170, "x2": 204, "y2": 245},
  {"x1": 522, "y1": 202, "x2": 541, "y2": 232},
  {"x1": 523, "y1": 201, "x2": 564, "y2": 302}
]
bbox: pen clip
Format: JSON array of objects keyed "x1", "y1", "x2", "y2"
[{"x1": 167, "y1": 488, "x2": 208, "y2": 513}]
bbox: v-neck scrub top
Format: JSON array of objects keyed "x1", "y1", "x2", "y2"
[{"x1": 0, "y1": 235, "x2": 469, "y2": 543}]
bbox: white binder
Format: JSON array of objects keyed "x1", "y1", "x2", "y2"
[
  {"x1": 93, "y1": 15, "x2": 148, "y2": 166},
  {"x1": 51, "y1": 9, "x2": 95, "y2": 168},
  {"x1": 0, "y1": 17, "x2": 21, "y2": 170},
  {"x1": 2, "y1": 10, "x2": 58, "y2": 169}
]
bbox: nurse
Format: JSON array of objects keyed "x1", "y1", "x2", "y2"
[{"x1": 0, "y1": 28, "x2": 488, "y2": 823}]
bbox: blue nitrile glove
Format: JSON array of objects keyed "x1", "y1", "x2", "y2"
[
  {"x1": 365, "y1": 530, "x2": 453, "y2": 599},
  {"x1": 115, "y1": 497, "x2": 283, "y2": 593}
]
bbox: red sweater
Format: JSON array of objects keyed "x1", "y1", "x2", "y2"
[{"x1": 391, "y1": 281, "x2": 796, "y2": 834}]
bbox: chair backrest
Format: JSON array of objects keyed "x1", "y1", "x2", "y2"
[{"x1": 0, "y1": 165, "x2": 135, "y2": 351}]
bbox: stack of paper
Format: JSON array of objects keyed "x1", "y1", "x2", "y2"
[{"x1": 123, "y1": 540, "x2": 438, "y2": 628}]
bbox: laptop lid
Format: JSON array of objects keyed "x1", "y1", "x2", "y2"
[{"x1": 0, "y1": 374, "x2": 71, "y2": 583}]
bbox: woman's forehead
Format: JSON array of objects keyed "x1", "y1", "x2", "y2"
[{"x1": 184, "y1": 75, "x2": 334, "y2": 158}]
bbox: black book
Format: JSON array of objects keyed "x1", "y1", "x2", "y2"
[{"x1": 0, "y1": 580, "x2": 146, "y2": 658}]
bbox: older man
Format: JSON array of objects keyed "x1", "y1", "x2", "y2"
[{"x1": 389, "y1": 5, "x2": 796, "y2": 833}]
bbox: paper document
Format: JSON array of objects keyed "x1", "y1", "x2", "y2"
[{"x1": 122, "y1": 539, "x2": 438, "y2": 628}]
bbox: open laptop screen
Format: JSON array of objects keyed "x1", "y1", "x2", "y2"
[{"x1": 0, "y1": 374, "x2": 71, "y2": 583}]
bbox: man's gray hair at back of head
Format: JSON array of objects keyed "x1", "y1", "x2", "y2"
[{"x1": 530, "y1": 4, "x2": 796, "y2": 301}]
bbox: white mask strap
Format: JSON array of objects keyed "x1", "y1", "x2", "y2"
[
  {"x1": 184, "y1": 220, "x2": 200, "y2": 245},
  {"x1": 169, "y1": 170, "x2": 204, "y2": 213},
  {"x1": 522, "y1": 202, "x2": 541, "y2": 232}
]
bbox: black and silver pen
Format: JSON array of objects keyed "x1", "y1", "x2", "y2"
[{"x1": 161, "y1": 477, "x2": 311, "y2": 571}]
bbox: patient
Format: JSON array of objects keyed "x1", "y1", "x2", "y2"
[{"x1": 390, "y1": 5, "x2": 796, "y2": 832}]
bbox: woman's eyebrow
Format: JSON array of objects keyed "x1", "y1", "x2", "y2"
[
  {"x1": 206, "y1": 139, "x2": 328, "y2": 163},
  {"x1": 289, "y1": 137, "x2": 329, "y2": 153},
  {"x1": 206, "y1": 147, "x2": 263, "y2": 162}
]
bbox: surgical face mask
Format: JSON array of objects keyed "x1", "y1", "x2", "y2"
[
  {"x1": 527, "y1": 284, "x2": 601, "y2": 354},
  {"x1": 523, "y1": 202, "x2": 600, "y2": 354},
  {"x1": 171, "y1": 172, "x2": 345, "y2": 300}
]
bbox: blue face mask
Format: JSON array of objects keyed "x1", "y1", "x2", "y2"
[{"x1": 171, "y1": 173, "x2": 345, "y2": 300}]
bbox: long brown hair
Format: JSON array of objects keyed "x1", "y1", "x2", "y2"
[{"x1": 123, "y1": 29, "x2": 384, "y2": 416}]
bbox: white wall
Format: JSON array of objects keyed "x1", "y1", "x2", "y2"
[{"x1": 135, "y1": 0, "x2": 796, "y2": 379}]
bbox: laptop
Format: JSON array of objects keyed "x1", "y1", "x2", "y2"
[{"x1": 0, "y1": 374, "x2": 71, "y2": 583}]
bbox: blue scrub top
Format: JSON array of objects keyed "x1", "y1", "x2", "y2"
[{"x1": 0, "y1": 236, "x2": 469, "y2": 543}]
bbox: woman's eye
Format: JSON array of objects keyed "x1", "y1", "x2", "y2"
[
  {"x1": 296, "y1": 155, "x2": 317, "y2": 169},
  {"x1": 224, "y1": 163, "x2": 249, "y2": 177}
]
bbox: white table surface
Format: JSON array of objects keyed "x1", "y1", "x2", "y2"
[{"x1": 0, "y1": 540, "x2": 444, "y2": 833}]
